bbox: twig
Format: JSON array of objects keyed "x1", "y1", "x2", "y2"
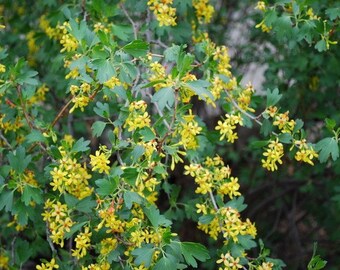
[
  {"x1": 120, "y1": 3, "x2": 138, "y2": 40},
  {"x1": 0, "y1": 130, "x2": 13, "y2": 149},
  {"x1": 208, "y1": 191, "x2": 219, "y2": 211},
  {"x1": 50, "y1": 98, "x2": 73, "y2": 128},
  {"x1": 17, "y1": 85, "x2": 34, "y2": 130}
]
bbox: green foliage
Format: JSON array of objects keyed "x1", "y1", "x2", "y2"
[{"x1": 0, "y1": 0, "x2": 336, "y2": 269}]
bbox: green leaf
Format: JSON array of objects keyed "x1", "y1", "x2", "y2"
[
  {"x1": 94, "y1": 102, "x2": 110, "y2": 118},
  {"x1": 184, "y1": 80, "x2": 214, "y2": 101},
  {"x1": 22, "y1": 185, "x2": 43, "y2": 206},
  {"x1": 71, "y1": 137, "x2": 90, "y2": 153},
  {"x1": 139, "y1": 127, "x2": 156, "y2": 141},
  {"x1": 315, "y1": 39, "x2": 327, "y2": 52},
  {"x1": 122, "y1": 40, "x2": 149, "y2": 57},
  {"x1": 0, "y1": 190, "x2": 14, "y2": 212},
  {"x1": 266, "y1": 88, "x2": 282, "y2": 107},
  {"x1": 152, "y1": 87, "x2": 175, "y2": 111},
  {"x1": 278, "y1": 133, "x2": 292, "y2": 144},
  {"x1": 238, "y1": 235, "x2": 257, "y2": 249},
  {"x1": 250, "y1": 140, "x2": 269, "y2": 149},
  {"x1": 111, "y1": 24, "x2": 133, "y2": 41},
  {"x1": 308, "y1": 243, "x2": 327, "y2": 270},
  {"x1": 25, "y1": 130, "x2": 47, "y2": 144},
  {"x1": 325, "y1": 118, "x2": 336, "y2": 132},
  {"x1": 260, "y1": 119, "x2": 273, "y2": 136},
  {"x1": 153, "y1": 256, "x2": 177, "y2": 270},
  {"x1": 124, "y1": 191, "x2": 143, "y2": 209},
  {"x1": 198, "y1": 214, "x2": 215, "y2": 224},
  {"x1": 92, "y1": 121, "x2": 107, "y2": 137},
  {"x1": 95, "y1": 178, "x2": 118, "y2": 196},
  {"x1": 92, "y1": 59, "x2": 116, "y2": 83},
  {"x1": 65, "y1": 221, "x2": 88, "y2": 239},
  {"x1": 16, "y1": 239, "x2": 32, "y2": 264},
  {"x1": 225, "y1": 196, "x2": 247, "y2": 212},
  {"x1": 131, "y1": 244, "x2": 154, "y2": 268},
  {"x1": 315, "y1": 137, "x2": 339, "y2": 162},
  {"x1": 76, "y1": 196, "x2": 96, "y2": 213},
  {"x1": 164, "y1": 45, "x2": 181, "y2": 62},
  {"x1": 326, "y1": 7, "x2": 340, "y2": 21},
  {"x1": 144, "y1": 204, "x2": 172, "y2": 227},
  {"x1": 122, "y1": 167, "x2": 139, "y2": 186},
  {"x1": 181, "y1": 242, "x2": 210, "y2": 267},
  {"x1": 293, "y1": 119, "x2": 304, "y2": 133},
  {"x1": 7, "y1": 147, "x2": 31, "y2": 174},
  {"x1": 131, "y1": 145, "x2": 145, "y2": 163}
]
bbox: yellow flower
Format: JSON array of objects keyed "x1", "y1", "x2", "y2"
[
  {"x1": 193, "y1": 0, "x2": 215, "y2": 24},
  {"x1": 90, "y1": 150, "x2": 110, "y2": 174},
  {"x1": 36, "y1": 258, "x2": 59, "y2": 270},
  {"x1": 255, "y1": 1, "x2": 266, "y2": 11},
  {"x1": 0, "y1": 63, "x2": 6, "y2": 73}
]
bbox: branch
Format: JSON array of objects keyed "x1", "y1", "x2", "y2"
[
  {"x1": 50, "y1": 98, "x2": 73, "y2": 128},
  {"x1": 17, "y1": 85, "x2": 34, "y2": 130},
  {"x1": 120, "y1": 3, "x2": 138, "y2": 40},
  {"x1": 0, "y1": 130, "x2": 13, "y2": 150}
]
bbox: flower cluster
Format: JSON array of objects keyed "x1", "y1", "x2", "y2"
[
  {"x1": 90, "y1": 145, "x2": 111, "y2": 174},
  {"x1": 273, "y1": 111, "x2": 296, "y2": 133},
  {"x1": 175, "y1": 110, "x2": 202, "y2": 150},
  {"x1": 215, "y1": 113, "x2": 243, "y2": 143},
  {"x1": 261, "y1": 139, "x2": 284, "y2": 171},
  {"x1": 0, "y1": 63, "x2": 5, "y2": 73},
  {"x1": 124, "y1": 100, "x2": 151, "y2": 132},
  {"x1": 42, "y1": 199, "x2": 74, "y2": 247},
  {"x1": 255, "y1": 1, "x2": 266, "y2": 12},
  {"x1": 258, "y1": 261, "x2": 274, "y2": 270},
  {"x1": 147, "y1": 0, "x2": 177, "y2": 27},
  {"x1": 69, "y1": 82, "x2": 94, "y2": 113},
  {"x1": 193, "y1": 0, "x2": 215, "y2": 24},
  {"x1": 50, "y1": 141, "x2": 93, "y2": 199},
  {"x1": 36, "y1": 258, "x2": 59, "y2": 270},
  {"x1": 0, "y1": 114, "x2": 23, "y2": 133},
  {"x1": 217, "y1": 252, "x2": 243, "y2": 270},
  {"x1": 28, "y1": 84, "x2": 49, "y2": 104},
  {"x1": 103, "y1": 76, "x2": 121, "y2": 89},
  {"x1": 294, "y1": 139, "x2": 318, "y2": 165},
  {"x1": 72, "y1": 226, "x2": 92, "y2": 259}
]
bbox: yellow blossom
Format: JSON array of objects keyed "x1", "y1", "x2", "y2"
[
  {"x1": 90, "y1": 150, "x2": 110, "y2": 174},
  {"x1": 36, "y1": 258, "x2": 59, "y2": 270}
]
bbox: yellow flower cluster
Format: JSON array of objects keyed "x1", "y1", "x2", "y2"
[
  {"x1": 149, "y1": 62, "x2": 174, "y2": 91},
  {"x1": 42, "y1": 199, "x2": 74, "y2": 247},
  {"x1": 90, "y1": 146, "x2": 111, "y2": 174},
  {"x1": 26, "y1": 31, "x2": 38, "y2": 66},
  {"x1": 50, "y1": 144, "x2": 93, "y2": 199},
  {"x1": 0, "y1": 63, "x2": 5, "y2": 73},
  {"x1": 36, "y1": 258, "x2": 59, "y2": 270},
  {"x1": 237, "y1": 82, "x2": 256, "y2": 112},
  {"x1": 0, "y1": 254, "x2": 9, "y2": 270},
  {"x1": 7, "y1": 214, "x2": 26, "y2": 231},
  {"x1": 255, "y1": 20, "x2": 272, "y2": 33},
  {"x1": 258, "y1": 261, "x2": 274, "y2": 270},
  {"x1": 215, "y1": 113, "x2": 243, "y2": 143},
  {"x1": 179, "y1": 73, "x2": 197, "y2": 103},
  {"x1": 176, "y1": 110, "x2": 202, "y2": 150},
  {"x1": 11, "y1": 169, "x2": 39, "y2": 194},
  {"x1": 133, "y1": 170, "x2": 160, "y2": 203},
  {"x1": 124, "y1": 101, "x2": 151, "y2": 132},
  {"x1": 81, "y1": 262, "x2": 110, "y2": 270},
  {"x1": 306, "y1": 8, "x2": 319, "y2": 20},
  {"x1": 28, "y1": 84, "x2": 49, "y2": 104},
  {"x1": 193, "y1": 0, "x2": 215, "y2": 24},
  {"x1": 93, "y1": 22, "x2": 111, "y2": 33},
  {"x1": 213, "y1": 45, "x2": 232, "y2": 78},
  {"x1": 273, "y1": 111, "x2": 295, "y2": 133},
  {"x1": 99, "y1": 237, "x2": 118, "y2": 257},
  {"x1": 185, "y1": 156, "x2": 241, "y2": 198},
  {"x1": 69, "y1": 82, "x2": 94, "y2": 113},
  {"x1": 147, "y1": 0, "x2": 177, "y2": 27},
  {"x1": 103, "y1": 76, "x2": 122, "y2": 89},
  {"x1": 72, "y1": 226, "x2": 92, "y2": 259},
  {"x1": 0, "y1": 114, "x2": 23, "y2": 133},
  {"x1": 261, "y1": 139, "x2": 284, "y2": 171},
  {"x1": 217, "y1": 252, "x2": 243, "y2": 270},
  {"x1": 255, "y1": 1, "x2": 266, "y2": 12},
  {"x1": 294, "y1": 139, "x2": 318, "y2": 165}
]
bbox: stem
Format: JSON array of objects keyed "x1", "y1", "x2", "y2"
[
  {"x1": 0, "y1": 130, "x2": 12, "y2": 149},
  {"x1": 50, "y1": 98, "x2": 73, "y2": 128},
  {"x1": 120, "y1": 3, "x2": 138, "y2": 40},
  {"x1": 17, "y1": 85, "x2": 34, "y2": 130}
]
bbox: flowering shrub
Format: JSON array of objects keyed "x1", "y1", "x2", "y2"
[{"x1": 0, "y1": 1, "x2": 338, "y2": 269}]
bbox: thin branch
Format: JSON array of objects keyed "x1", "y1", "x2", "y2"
[
  {"x1": 120, "y1": 3, "x2": 138, "y2": 40},
  {"x1": 0, "y1": 130, "x2": 13, "y2": 149},
  {"x1": 17, "y1": 85, "x2": 34, "y2": 130},
  {"x1": 209, "y1": 191, "x2": 219, "y2": 211},
  {"x1": 51, "y1": 98, "x2": 73, "y2": 128}
]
